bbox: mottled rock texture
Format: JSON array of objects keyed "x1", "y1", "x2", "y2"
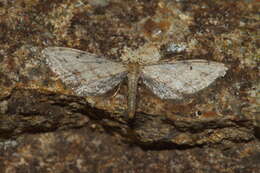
[{"x1": 0, "y1": 0, "x2": 259, "y2": 172}]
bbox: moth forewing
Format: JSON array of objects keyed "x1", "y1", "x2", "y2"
[
  {"x1": 141, "y1": 59, "x2": 228, "y2": 100},
  {"x1": 43, "y1": 47, "x2": 128, "y2": 97}
]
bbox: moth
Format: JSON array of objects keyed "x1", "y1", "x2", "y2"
[{"x1": 43, "y1": 44, "x2": 228, "y2": 118}]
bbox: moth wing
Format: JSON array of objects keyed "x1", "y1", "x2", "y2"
[
  {"x1": 141, "y1": 59, "x2": 228, "y2": 99},
  {"x1": 43, "y1": 47, "x2": 127, "y2": 96}
]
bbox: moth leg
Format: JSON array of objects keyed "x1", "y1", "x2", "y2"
[{"x1": 111, "y1": 82, "x2": 122, "y2": 98}]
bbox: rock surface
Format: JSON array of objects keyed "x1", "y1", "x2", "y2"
[{"x1": 0, "y1": 0, "x2": 259, "y2": 172}]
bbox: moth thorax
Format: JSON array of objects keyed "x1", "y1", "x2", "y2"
[{"x1": 121, "y1": 44, "x2": 161, "y2": 65}]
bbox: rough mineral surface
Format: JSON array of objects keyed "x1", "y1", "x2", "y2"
[{"x1": 0, "y1": 0, "x2": 259, "y2": 172}]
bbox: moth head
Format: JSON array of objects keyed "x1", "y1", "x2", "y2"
[{"x1": 120, "y1": 43, "x2": 161, "y2": 65}]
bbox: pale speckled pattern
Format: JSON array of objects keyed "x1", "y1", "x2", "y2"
[
  {"x1": 142, "y1": 60, "x2": 228, "y2": 99},
  {"x1": 43, "y1": 47, "x2": 127, "y2": 96}
]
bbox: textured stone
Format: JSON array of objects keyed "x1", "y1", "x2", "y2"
[{"x1": 0, "y1": 0, "x2": 259, "y2": 172}]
